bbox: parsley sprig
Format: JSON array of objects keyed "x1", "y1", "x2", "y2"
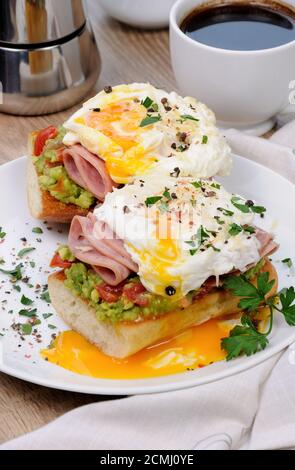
[
  {"x1": 221, "y1": 272, "x2": 295, "y2": 360},
  {"x1": 231, "y1": 196, "x2": 266, "y2": 215},
  {"x1": 185, "y1": 225, "x2": 210, "y2": 255}
]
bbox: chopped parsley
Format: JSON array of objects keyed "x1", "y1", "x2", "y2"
[
  {"x1": 191, "y1": 180, "x2": 202, "y2": 189},
  {"x1": 0, "y1": 263, "x2": 23, "y2": 281},
  {"x1": 43, "y1": 313, "x2": 53, "y2": 320},
  {"x1": 202, "y1": 135, "x2": 208, "y2": 144},
  {"x1": 21, "y1": 323, "x2": 32, "y2": 335},
  {"x1": 217, "y1": 207, "x2": 234, "y2": 217},
  {"x1": 186, "y1": 225, "x2": 210, "y2": 255},
  {"x1": 139, "y1": 114, "x2": 162, "y2": 127},
  {"x1": 214, "y1": 216, "x2": 225, "y2": 225},
  {"x1": 19, "y1": 308, "x2": 38, "y2": 317},
  {"x1": 18, "y1": 247, "x2": 36, "y2": 258},
  {"x1": 176, "y1": 144, "x2": 187, "y2": 152},
  {"x1": 141, "y1": 97, "x2": 153, "y2": 109},
  {"x1": 145, "y1": 195, "x2": 163, "y2": 207},
  {"x1": 32, "y1": 227, "x2": 43, "y2": 234},
  {"x1": 231, "y1": 196, "x2": 266, "y2": 215},
  {"x1": 228, "y1": 223, "x2": 255, "y2": 237},
  {"x1": 282, "y1": 258, "x2": 293, "y2": 268},
  {"x1": 180, "y1": 114, "x2": 199, "y2": 122},
  {"x1": 0, "y1": 227, "x2": 6, "y2": 239},
  {"x1": 20, "y1": 295, "x2": 34, "y2": 306},
  {"x1": 163, "y1": 188, "x2": 172, "y2": 201},
  {"x1": 41, "y1": 290, "x2": 51, "y2": 303}
]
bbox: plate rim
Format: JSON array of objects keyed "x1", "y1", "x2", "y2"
[{"x1": 0, "y1": 154, "x2": 294, "y2": 395}]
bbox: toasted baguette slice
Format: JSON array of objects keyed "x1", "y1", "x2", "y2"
[
  {"x1": 48, "y1": 259, "x2": 278, "y2": 359},
  {"x1": 27, "y1": 132, "x2": 88, "y2": 223}
]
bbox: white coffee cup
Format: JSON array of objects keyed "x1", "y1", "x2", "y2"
[
  {"x1": 99, "y1": 0, "x2": 178, "y2": 29},
  {"x1": 170, "y1": 0, "x2": 295, "y2": 135}
]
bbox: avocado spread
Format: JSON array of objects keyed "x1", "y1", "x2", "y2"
[
  {"x1": 33, "y1": 127, "x2": 95, "y2": 209},
  {"x1": 64, "y1": 262, "x2": 178, "y2": 323},
  {"x1": 61, "y1": 246, "x2": 266, "y2": 323}
]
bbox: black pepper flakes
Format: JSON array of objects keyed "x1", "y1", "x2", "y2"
[
  {"x1": 246, "y1": 200, "x2": 254, "y2": 207},
  {"x1": 170, "y1": 167, "x2": 180, "y2": 178},
  {"x1": 165, "y1": 286, "x2": 176, "y2": 296},
  {"x1": 104, "y1": 86, "x2": 112, "y2": 94}
]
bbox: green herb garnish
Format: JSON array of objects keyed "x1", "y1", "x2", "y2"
[
  {"x1": 18, "y1": 247, "x2": 36, "y2": 258},
  {"x1": 180, "y1": 114, "x2": 199, "y2": 122},
  {"x1": 217, "y1": 207, "x2": 234, "y2": 217},
  {"x1": 19, "y1": 308, "x2": 37, "y2": 317},
  {"x1": 221, "y1": 272, "x2": 295, "y2": 360},
  {"x1": 145, "y1": 196, "x2": 162, "y2": 207},
  {"x1": 228, "y1": 224, "x2": 255, "y2": 237},
  {"x1": 139, "y1": 114, "x2": 162, "y2": 127},
  {"x1": 191, "y1": 180, "x2": 202, "y2": 189},
  {"x1": 202, "y1": 135, "x2": 208, "y2": 144},
  {"x1": 41, "y1": 290, "x2": 51, "y2": 303},
  {"x1": 43, "y1": 313, "x2": 53, "y2": 319},
  {"x1": 231, "y1": 197, "x2": 266, "y2": 215},
  {"x1": 0, "y1": 227, "x2": 6, "y2": 239},
  {"x1": 32, "y1": 227, "x2": 43, "y2": 234},
  {"x1": 21, "y1": 323, "x2": 32, "y2": 335},
  {"x1": 0, "y1": 263, "x2": 23, "y2": 280},
  {"x1": 163, "y1": 188, "x2": 172, "y2": 201},
  {"x1": 186, "y1": 225, "x2": 210, "y2": 255},
  {"x1": 282, "y1": 258, "x2": 293, "y2": 268},
  {"x1": 21, "y1": 295, "x2": 34, "y2": 306},
  {"x1": 141, "y1": 97, "x2": 153, "y2": 109}
]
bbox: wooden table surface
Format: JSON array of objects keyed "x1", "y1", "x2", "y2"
[{"x1": 0, "y1": 1, "x2": 178, "y2": 444}]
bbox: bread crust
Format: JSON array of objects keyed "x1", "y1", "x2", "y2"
[
  {"x1": 48, "y1": 259, "x2": 278, "y2": 359},
  {"x1": 27, "y1": 132, "x2": 88, "y2": 223}
]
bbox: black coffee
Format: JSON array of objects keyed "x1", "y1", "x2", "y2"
[{"x1": 181, "y1": 2, "x2": 295, "y2": 51}]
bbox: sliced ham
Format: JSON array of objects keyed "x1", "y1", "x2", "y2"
[
  {"x1": 62, "y1": 144, "x2": 116, "y2": 201},
  {"x1": 68, "y1": 214, "x2": 138, "y2": 286},
  {"x1": 256, "y1": 227, "x2": 279, "y2": 258}
]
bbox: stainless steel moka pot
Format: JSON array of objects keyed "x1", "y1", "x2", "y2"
[{"x1": 0, "y1": 0, "x2": 101, "y2": 115}]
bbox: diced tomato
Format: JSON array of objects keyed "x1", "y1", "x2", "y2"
[
  {"x1": 123, "y1": 282, "x2": 149, "y2": 307},
  {"x1": 96, "y1": 283, "x2": 125, "y2": 303},
  {"x1": 50, "y1": 253, "x2": 73, "y2": 269},
  {"x1": 34, "y1": 126, "x2": 58, "y2": 156}
]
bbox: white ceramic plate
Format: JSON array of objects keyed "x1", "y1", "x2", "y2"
[{"x1": 0, "y1": 155, "x2": 294, "y2": 395}]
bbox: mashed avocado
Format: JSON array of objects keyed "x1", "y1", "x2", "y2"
[
  {"x1": 33, "y1": 127, "x2": 95, "y2": 209},
  {"x1": 64, "y1": 262, "x2": 177, "y2": 323},
  {"x1": 63, "y1": 255, "x2": 266, "y2": 323}
]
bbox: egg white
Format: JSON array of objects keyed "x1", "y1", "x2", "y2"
[
  {"x1": 63, "y1": 83, "x2": 232, "y2": 184},
  {"x1": 94, "y1": 176, "x2": 263, "y2": 299}
]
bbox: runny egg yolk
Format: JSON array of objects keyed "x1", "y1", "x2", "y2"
[
  {"x1": 41, "y1": 317, "x2": 232, "y2": 380},
  {"x1": 75, "y1": 100, "x2": 158, "y2": 182},
  {"x1": 131, "y1": 237, "x2": 183, "y2": 298}
]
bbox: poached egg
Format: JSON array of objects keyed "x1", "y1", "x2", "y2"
[
  {"x1": 94, "y1": 176, "x2": 262, "y2": 299},
  {"x1": 63, "y1": 83, "x2": 232, "y2": 185}
]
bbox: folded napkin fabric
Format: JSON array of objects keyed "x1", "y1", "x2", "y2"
[{"x1": 2, "y1": 120, "x2": 295, "y2": 451}]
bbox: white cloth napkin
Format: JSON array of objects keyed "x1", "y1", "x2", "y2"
[{"x1": 2, "y1": 121, "x2": 295, "y2": 451}]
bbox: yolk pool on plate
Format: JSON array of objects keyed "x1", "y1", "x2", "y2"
[{"x1": 41, "y1": 318, "x2": 232, "y2": 379}]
